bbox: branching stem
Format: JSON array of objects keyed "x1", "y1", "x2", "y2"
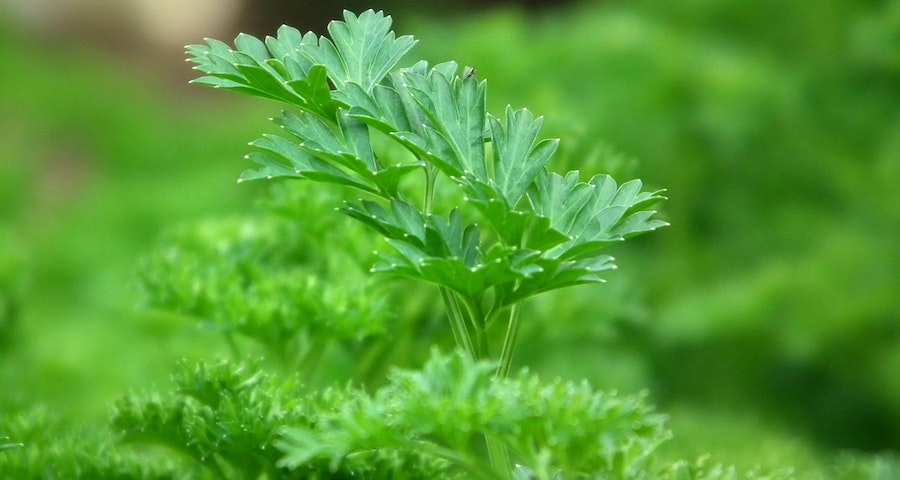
[
  {"x1": 441, "y1": 289, "x2": 511, "y2": 478},
  {"x1": 459, "y1": 295, "x2": 489, "y2": 359}
]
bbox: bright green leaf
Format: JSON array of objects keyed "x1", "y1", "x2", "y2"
[{"x1": 489, "y1": 106, "x2": 559, "y2": 206}]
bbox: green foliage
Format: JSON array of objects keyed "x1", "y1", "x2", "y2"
[
  {"x1": 653, "y1": 458, "x2": 792, "y2": 480},
  {"x1": 3, "y1": 2, "x2": 897, "y2": 480},
  {"x1": 826, "y1": 453, "x2": 900, "y2": 480},
  {"x1": 278, "y1": 349, "x2": 670, "y2": 480},
  {"x1": 408, "y1": 0, "x2": 900, "y2": 460},
  {"x1": 185, "y1": 9, "x2": 667, "y2": 378},
  {"x1": 183, "y1": 12, "x2": 669, "y2": 476},
  {"x1": 0, "y1": 410, "x2": 179, "y2": 479},
  {"x1": 101, "y1": 351, "x2": 790, "y2": 480},
  {"x1": 112, "y1": 359, "x2": 306, "y2": 479},
  {"x1": 163, "y1": 10, "x2": 797, "y2": 480},
  {"x1": 136, "y1": 210, "x2": 392, "y2": 369}
]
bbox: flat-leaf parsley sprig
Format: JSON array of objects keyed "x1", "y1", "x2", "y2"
[{"x1": 186, "y1": 10, "x2": 667, "y2": 377}]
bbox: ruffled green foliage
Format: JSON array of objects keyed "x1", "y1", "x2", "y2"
[
  {"x1": 175, "y1": 10, "x2": 800, "y2": 480},
  {"x1": 827, "y1": 453, "x2": 900, "y2": 480},
  {"x1": 111, "y1": 356, "x2": 473, "y2": 479},
  {"x1": 653, "y1": 458, "x2": 792, "y2": 480},
  {"x1": 136, "y1": 209, "x2": 393, "y2": 369},
  {"x1": 278, "y1": 349, "x2": 670, "y2": 480},
  {"x1": 2, "y1": 3, "x2": 898, "y2": 479},
  {"x1": 112, "y1": 360, "x2": 307, "y2": 479},
  {"x1": 0, "y1": 410, "x2": 179, "y2": 479}
]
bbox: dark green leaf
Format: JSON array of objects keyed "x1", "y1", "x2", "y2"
[{"x1": 284, "y1": 64, "x2": 337, "y2": 119}]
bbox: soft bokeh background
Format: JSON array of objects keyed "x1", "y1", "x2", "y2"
[{"x1": 1, "y1": 0, "x2": 898, "y2": 474}]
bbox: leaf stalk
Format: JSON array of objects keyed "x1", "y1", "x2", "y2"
[
  {"x1": 495, "y1": 302, "x2": 521, "y2": 379},
  {"x1": 440, "y1": 287, "x2": 478, "y2": 360}
]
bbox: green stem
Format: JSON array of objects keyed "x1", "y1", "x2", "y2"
[
  {"x1": 470, "y1": 308, "x2": 510, "y2": 478},
  {"x1": 496, "y1": 302, "x2": 521, "y2": 379},
  {"x1": 481, "y1": 302, "x2": 521, "y2": 480},
  {"x1": 459, "y1": 295, "x2": 489, "y2": 359},
  {"x1": 440, "y1": 292, "x2": 511, "y2": 478},
  {"x1": 440, "y1": 287, "x2": 478, "y2": 360},
  {"x1": 485, "y1": 435, "x2": 513, "y2": 480},
  {"x1": 411, "y1": 441, "x2": 498, "y2": 480},
  {"x1": 424, "y1": 164, "x2": 438, "y2": 215}
]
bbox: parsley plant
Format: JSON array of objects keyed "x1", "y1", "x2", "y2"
[
  {"x1": 184, "y1": 10, "x2": 666, "y2": 477},
  {"x1": 186, "y1": 9, "x2": 667, "y2": 376}
]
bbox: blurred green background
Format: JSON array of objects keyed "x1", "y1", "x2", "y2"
[{"x1": 1, "y1": 0, "x2": 898, "y2": 475}]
